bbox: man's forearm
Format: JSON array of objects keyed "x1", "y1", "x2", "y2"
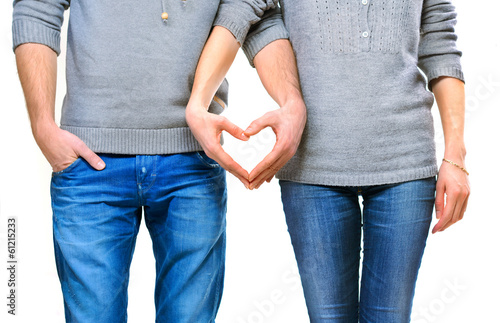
[
  {"x1": 15, "y1": 43, "x2": 105, "y2": 172},
  {"x1": 245, "y1": 38, "x2": 307, "y2": 188},
  {"x1": 15, "y1": 43, "x2": 58, "y2": 137},
  {"x1": 253, "y1": 39, "x2": 303, "y2": 108}
]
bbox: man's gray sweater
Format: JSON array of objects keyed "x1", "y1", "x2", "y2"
[
  {"x1": 276, "y1": 0, "x2": 464, "y2": 186},
  {"x1": 12, "y1": 0, "x2": 288, "y2": 155}
]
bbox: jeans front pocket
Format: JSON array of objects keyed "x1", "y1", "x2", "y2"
[
  {"x1": 196, "y1": 152, "x2": 220, "y2": 168},
  {"x1": 52, "y1": 157, "x2": 84, "y2": 176}
]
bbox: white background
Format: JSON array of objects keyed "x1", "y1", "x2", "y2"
[{"x1": 1, "y1": 1, "x2": 499, "y2": 322}]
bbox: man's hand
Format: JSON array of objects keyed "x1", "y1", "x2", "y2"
[
  {"x1": 248, "y1": 38, "x2": 306, "y2": 189},
  {"x1": 432, "y1": 158, "x2": 470, "y2": 233},
  {"x1": 34, "y1": 123, "x2": 105, "y2": 172},
  {"x1": 186, "y1": 103, "x2": 251, "y2": 187},
  {"x1": 245, "y1": 99, "x2": 306, "y2": 189}
]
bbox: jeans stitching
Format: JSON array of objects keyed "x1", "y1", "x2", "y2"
[{"x1": 195, "y1": 152, "x2": 220, "y2": 168}]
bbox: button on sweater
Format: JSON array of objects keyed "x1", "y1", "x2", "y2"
[{"x1": 276, "y1": 0, "x2": 464, "y2": 186}]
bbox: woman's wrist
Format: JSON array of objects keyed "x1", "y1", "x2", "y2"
[
  {"x1": 443, "y1": 145, "x2": 466, "y2": 162},
  {"x1": 442, "y1": 158, "x2": 469, "y2": 175},
  {"x1": 442, "y1": 142, "x2": 468, "y2": 176},
  {"x1": 186, "y1": 97, "x2": 210, "y2": 114}
]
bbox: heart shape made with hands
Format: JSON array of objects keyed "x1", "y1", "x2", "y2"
[{"x1": 223, "y1": 126, "x2": 276, "y2": 176}]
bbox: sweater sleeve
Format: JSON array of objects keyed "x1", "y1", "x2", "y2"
[
  {"x1": 213, "y1": 0, "x2": 281, "y2": 45},
  {"x1": 241, "y1": 6, "x2": 289, "y2": 67},
  {"x1": 418, "y1": 0, "x2": 464, "y2": 88},
  {"x1": 12, "y1": 0, "x2": 70, "y2": 55}
]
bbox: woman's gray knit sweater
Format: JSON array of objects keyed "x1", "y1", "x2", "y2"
[{"x1": 276, "y1": 0, "x2": 464, "y2": 186}]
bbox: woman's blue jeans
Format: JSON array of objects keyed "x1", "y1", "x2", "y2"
[
  {"x1": 50, "y1": 152, "x2": 226, "y2": 323},
  {"x1": 280, "y1": 177, "x2": 436, "y2": 323}
]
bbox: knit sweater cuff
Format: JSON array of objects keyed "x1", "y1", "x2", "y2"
[
  {"x1": 213, "y1": 11, "x2": 253, "y2": 46},
  {"x1": 12, "y1": 19, "x2": 61, "y2": 55},
  {"x1": 242, "y1": 20, "x2": 289, "y2": 67},
  {"x1": 426, "y1": 66, "x2": 464, "y2": 84}
]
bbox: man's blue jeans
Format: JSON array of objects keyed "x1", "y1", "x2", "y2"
[
  {"x1": 280, "y1": 177, "x2": 436, "y2": 323},
  {"x1": 50, "y1": 152, "x2": 226, "y2": 323}
]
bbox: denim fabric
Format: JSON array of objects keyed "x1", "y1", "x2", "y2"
[
  {"x1": 51, "y1": 152, "x2": 226, "y2": 323},
  {"x1": 280, "y1": 177, "x2": 436, "y2": 323}
]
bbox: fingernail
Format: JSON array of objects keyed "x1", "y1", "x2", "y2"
[{"x1": 97, "y1": 161, "x2": 105, "y2": 170}]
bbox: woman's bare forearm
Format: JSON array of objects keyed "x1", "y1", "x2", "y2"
[
  {"x1": 431, "y1": 76, "x2": 469, "y2": 233},
  {"x1": 188, "y1": 26, "x2": 240, "y2": 110},
  {"x1": 431, "y1": 76, "x2": 466, "y2": 162}
]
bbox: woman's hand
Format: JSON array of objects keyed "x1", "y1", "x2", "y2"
[
  {"x1": 185, "y1": 103, "x2": 250, "y2": 187},
  {"x1": 433, "y1": 158, "x2": 470, "y2": 233},
  {"x1": 431, "y1": 76, "x2": 469, "y2": 233}
]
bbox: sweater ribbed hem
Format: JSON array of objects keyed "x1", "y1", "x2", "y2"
[
  {"x1": 242, "y1": 17, "x2": 289, "y2": 67},
  {"x1": 276, "y1": 164, "x2": 438, "y2": 187},
  {"x1": 62, "y1": 126, "x2": 203, "y2": 155},
  {"x1": 12, "y1": 19, "x2": 61, "y2": 54}
]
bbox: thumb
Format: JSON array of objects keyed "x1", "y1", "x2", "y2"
[
  {"x1": 244, "y1": 112, "x2": 274, "y2": 137},
  {"x1": 220, "y1": 117, "x2": 249, "y2": 141},
  {"x1": 77, "y1": 145, "x2": 106, "y2": 170}
]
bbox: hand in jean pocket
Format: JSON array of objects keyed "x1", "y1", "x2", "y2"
[{"x1": 34, "y1": 123, "x2": 105, "y2": 173}]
